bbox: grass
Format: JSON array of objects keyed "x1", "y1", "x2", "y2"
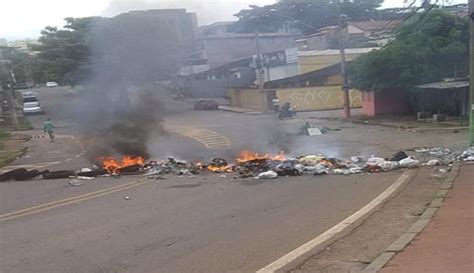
[
  {"x1": 0, "y1": 129, "x2": 28, "y2": 168},
  {"x1": 0, "y1": 129, "x2": 9, "y2": 150},
  {"x1": 18, "y1": 117, "x2": 33, "y2": 130}
]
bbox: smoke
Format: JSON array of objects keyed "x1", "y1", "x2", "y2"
[
  {"x1": 69, "y1": 12, "x2": 180, "y2": 161},
  {"x1": 74, "y1": 87, "x2": 165, "y2": 161},
  {"x1": 101, "y1": 0, "x2": 276, "y2": 25}
]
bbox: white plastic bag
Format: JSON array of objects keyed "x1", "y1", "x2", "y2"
[
  {"x1": 399, "y1": 157, "x2": 420, "y2": 168},
  {"x1": 367, "y1": 156, "x2": 386, "y2": 165},
  {"x1": 257, "y1": 171, "x2": 278, "y2": 179}
]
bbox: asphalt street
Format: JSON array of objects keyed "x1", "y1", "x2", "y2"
[{"x1": 0, "y1": 87, "x2": 469, "y2": 273}]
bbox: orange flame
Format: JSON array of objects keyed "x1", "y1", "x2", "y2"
[
  {"x1": 207, "y1": 165, "x2": 234, "y2": 173},
  {"x1": 100, "y1": 155, "x2": 145, "y2": 173},
  {"x1": 236, "y1": 150, "x2": 286, "y2": 163}
]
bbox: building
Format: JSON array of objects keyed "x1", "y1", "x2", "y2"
[
  {"x1": 349, "y1": 20, "x2": 402, "y2": 46},
  {"x1": 176, "y1": 57, "x2": 256, "y2": 98},
  {"x1": 298, "y1": 47, "x2": 379, "y2": 73},
  {"x1": 176, "y1": 48, "x2": 300, "y2": 98},
  {"x1": 190, "y1": 33, "x2": 301, "y2": 69},
  {"x1": 114, "y1": 9, "x2": 198, "y2": 51},
  {"x1": 228, "y1": 63, "x2": 363, "y2": 112},
  {"x1": 295, "y1": 20, "x2": 401, "y2": 51},
  {"x1": 8, "y1": 39, "x2": 40, "y2": 54},
  {"x1": 198, "y1": 21, "x2": 235, "y2": 37}
]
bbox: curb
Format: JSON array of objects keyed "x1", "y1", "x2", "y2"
[
  {"x1": 317, "y1": 118, "x2": 468, "y2": 133},
  {"x1": 362, "y1": 161, "x2": 462, "y2": 273},
  {"x1": 256, "y1": 170, "x2": 417, "y2": 273}
]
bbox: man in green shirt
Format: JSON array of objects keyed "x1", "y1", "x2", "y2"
[{"x1": 43, "y1": 118, "x2": 56, "y2": 142}]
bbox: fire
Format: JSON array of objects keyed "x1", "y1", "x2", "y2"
[
  {"x1": 236, "y1": 150, "x2": 286, "y2": 163},
  {"x1": 206, "y1": 165, "x2": 234, "y2": 173},
  {"x1": 100, "y1": 155, "x2": 145, "y2": 173}
]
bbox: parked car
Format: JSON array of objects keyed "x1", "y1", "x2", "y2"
[
  {"x1": 14, "y1": 83, "x2": 31, "y2": 90},
  {"x1": 193, "y1": 99, "x2": 219, "y2": 110},
  {"x1": 46, "y1": 82, "x2": 58, "y2": 87},
  {"x1": 21, "y1": 91, "x2": 38, "y2": 99},
  {"x1": 23, "y1": 101, "x2": 43, "y2": 115}
]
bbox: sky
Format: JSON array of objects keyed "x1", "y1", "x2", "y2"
[{"x1": 0, "y1": 0, "x2": 467, "y2": 40}]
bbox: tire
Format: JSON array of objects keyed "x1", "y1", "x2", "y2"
[
  {"x1": 278, "y1": 113, "x2": 284, "y2": 120},
  {"x1": 0, "y1": 168, "x2": 28, "y2": 182},
  {"x1": 15, "y1": 169, "x2": 42, "y2": 181},
  {"x1": 43, "y1": 170, "x2": 75, "y2": 180}
]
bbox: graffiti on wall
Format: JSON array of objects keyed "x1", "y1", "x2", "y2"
[{"x1": 278, "y1": 86, "x2": 362, "y2": 111}]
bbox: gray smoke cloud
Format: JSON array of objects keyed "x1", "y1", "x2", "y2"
[
  {"x1": 101, "y1": 0, "x2": 276, "y2": 25},
  {"x1": 69, "y1": 12, "x2": 185, "y2": 161}
]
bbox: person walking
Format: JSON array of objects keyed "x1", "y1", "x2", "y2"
[{"x1": 43, "y1": 118, "x2": 56, "y2": 142}]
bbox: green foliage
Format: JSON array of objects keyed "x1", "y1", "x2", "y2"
[
  {"x1": 33, "y1": 15, "x2": 185, "y2": 86},
  {"x1": 32, "y1": 17, "x2": 101, "y2": 85},
  {"x1": 350, "y1": 9, "x2": 468, "y2": 92},
  {"x1": 230, "y1": 0, "x2": 383, "y2": 34},
  {"x1": 0, "y1": 129, "x2": 9, "y2": 139},
  {"x1": 0, "y1": 46, "x2": 31, "y2": 85}
]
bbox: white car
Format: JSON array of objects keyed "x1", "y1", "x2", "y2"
[
  {"x1": 46, "y1": 82, "x2": 58, "y2": 87},
  {"x1": 23, "y1": 101, "x2": 44, "y2": 115}
]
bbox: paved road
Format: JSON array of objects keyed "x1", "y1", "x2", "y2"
[{"x1": 0, "y1": 87, "x2": 468, "y2": 273}]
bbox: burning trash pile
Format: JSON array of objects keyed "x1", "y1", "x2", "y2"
[{"x1": 1, "y1": 147, "x2": 473, "y2": 183}]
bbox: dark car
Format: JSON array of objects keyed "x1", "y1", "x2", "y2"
[
  {"x1": 14, "y1": 83, "x2": 31, "y2": 90},
  {"x1": 193, "y1": 99, "x2": 219, "y2": 110}
]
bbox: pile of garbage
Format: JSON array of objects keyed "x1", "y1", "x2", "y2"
[
  {"x1": 1, "y1": 147, "x2": 472, "y2": 182},
  {"x1": 459, "y1": 147, "x2": 474, "y2": 162},
  {"x1": 144, "y1": 158, "x2": 202, "y2": 176},
  {"x1": 204, "y1": 151, "x2": 422, "y2": 179}
]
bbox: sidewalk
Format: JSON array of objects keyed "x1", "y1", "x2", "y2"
[{"x1": 380, "y1": 163, "x2": 474, "y2": 273}]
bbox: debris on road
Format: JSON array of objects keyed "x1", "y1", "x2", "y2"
[
  {"x1": 460, "y1": 147, "x2": 474, "y2": 162},
  {"x1": 68, "y1": 180, "x2": 84, "y2": 186},
  {"x1": 423, "y1": 159, "x2": 441, "y2": 166},
  {"x1": 257, "y1": 170, "x2": 278, "y2": 179},
  {"x1": 3, "y1": 146, "x2": 472, "y2": 182},
  {"x1": 399, "y1": 157, "x2": 420, "y2": 168},
  {"x1": 389, "y1": 151, "x2": 408, "y2": 162}
]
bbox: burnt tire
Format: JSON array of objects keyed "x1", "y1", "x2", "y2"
[
  {"x1": 0, "y1": 168, "x2": 28, "y2": 182},
  {"x1": 42, "y1": 170, "x2": 75, "y2": 180},
  {"x1": 14, "y1": 169, "x2": 42, "y2": 181}
]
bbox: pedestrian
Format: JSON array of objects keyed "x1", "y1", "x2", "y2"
[{"x1": 43, "y1": 118, "x2": 56, "y2": 142}]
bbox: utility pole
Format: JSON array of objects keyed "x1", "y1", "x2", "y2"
[
  {"x1": 335, "y1": 0, "x2": 351, "y2": 118},
  {"x1": 470, "y1": 0, "x2": 474, "y2": 145},
  {"x1": 255, "y1": 31, "x2": 267, "y2": 113},
  {"x1": 0, "y1": 51, "x2": 20, "y2": 129}
]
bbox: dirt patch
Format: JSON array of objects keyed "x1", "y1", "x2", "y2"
[{"x1": 289, "y1": 168, "x2": 444, "y2": 273}]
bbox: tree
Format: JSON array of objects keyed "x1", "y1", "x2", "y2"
[
  {"x1": 0, "y1": 46, "x2": 31, "y2": 85},
  {"x1": 229, "y1": 0, "x2": 383, "y2": 34},
  {"x1": 32, "y1": 17, "x2": 102, "y2": 85},
  {"x1": 32, "y1": 14, "x2": 186, "y2": 86},
  {"x1": 350, "y1": 9, "x2": 468, "y2": 92}
]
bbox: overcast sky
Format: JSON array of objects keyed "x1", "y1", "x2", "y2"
[{"x1": 1, "y1": 0, "x2": 467, "y2": 40}]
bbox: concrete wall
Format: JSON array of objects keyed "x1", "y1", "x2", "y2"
[
  {"x1": 202, "y1": 35, "x2": 298, "y2": 68},
  {"x1": 362, "y1": 91, "x2": 410, "y2": 116},
  {"x1": 299, "y1": 53, "x2": 362, "y2": 74},
  {"x1": 229, "y1": 86, "x2": 362, "y2": 111},
  {"x1": 276, "y1": 86, "x2": 362, "y2": 111},
  {"x1": 228, "y1": 88, "x2": 263, "y2": 110}
]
